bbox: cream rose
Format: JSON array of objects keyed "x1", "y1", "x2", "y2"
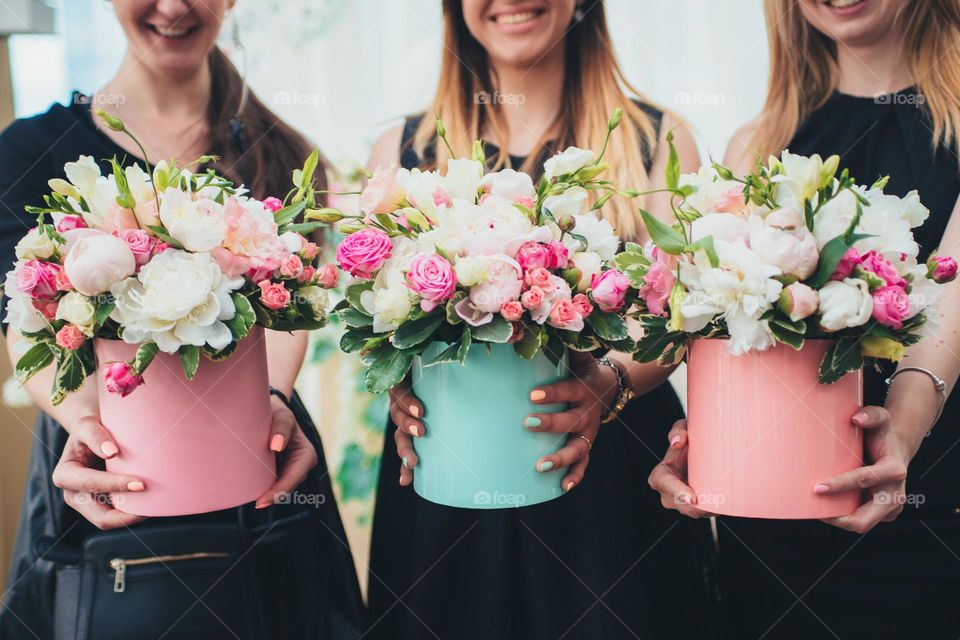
[{"x1": 55, "y1": 292, "x2": 97, "y2": 335}]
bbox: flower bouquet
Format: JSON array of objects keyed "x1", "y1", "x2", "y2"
[
  {"x1": 330, "y1": 113, "x2": 637, "y2": 508},
  {"x1": 623, "y1": 145, "x2": 955, "y2": 518},
  {"x1": 3, "y1": 110, "x2": 337, "y2": 516}
]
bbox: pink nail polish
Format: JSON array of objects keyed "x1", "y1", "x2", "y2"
[
  {"x1": 269, "y1": 434, "x2": 285, "y2": 452},
  {"x1": 101, "y1": 441, "x2": 119, "y2": 458},
  {"x1": 678, "y1": 494, "x2": 691, "y2": 504},
  {"x1": 255, "y1": 502, "x2": 270, "y2": 510},
  {"x1": 670, "y1": 435, "x2": 682, "y2": 447},
  {"x1": 564, "y1": 481, "x2": 575, "y2": 492},
  {"x1": 814, "y1": 483, "x2": 830, "y2": 495},
  {"x1": 852, "y1": 412, "x2": 868, "y2": 427},
  {"x1": 409, "y1": 405, "x2": 421, "y2": 418},
  {"x1": 530, "y1": 389, "x2": 546, "y2": 402},
  {"x1": 409, "y1": 424, "x2": 420, "y2": 437},
  {"x1": 127, "y1": 481, "x2": 145, "y2": 492}
]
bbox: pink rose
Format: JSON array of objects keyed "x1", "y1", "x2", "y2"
[
  {"x1": 246, "y1": 258, "x2": 280, "y2": 283},
  {"x1": 500, "y1": 300, "x2": 524, "y2": 322},
  {"x1": 547, "y1": 299, "x2": 584, "y2": 331},
  {"x1": 336, "y1": 229, "x2": 393, "y2": 279},
  {"x1": 56, "y1": 215, "x2": 87, "y2": 233},
  {"x1": 15, "y1": 260, "x2": 61, "y2": 300},
  {"x1": 33, "y1": 299, "x2": 58, "y2": 320},
  {"x1": 279, "y1": 254, "x2": 304, "y2": 279},
  {"x1": 516, "y1": 241, "x2": 553, "y2": 271},
  {"x1": 258, "y1": 280, "x2": 291, "y2": 310},
  {"x1": 547, "y1": 241, "x2": 569, "y2": 269},
  {"x1": 315, "y1": 263, "x2": 339, "y2": 289},
  {"x1": 859, "y1": 250, "x2": 907, "y2": 287},
  {"x1": 469, "y1": 256, "x2": 522, "y2": 313},
  {"x1": 521, "y1": 286, "x2": 544, "y2": 310},
  {"x1": 360, "y1": 166, "x2": 406, "y2": 215},
  {"x1": 524, "y1": 267, "x2": 554, "y2": 292},
  {"x1": 872, "y1": 285, "x2": 911, "y2": 329},
  {"x1": 300, "y1": 242, "x2": 319, "y2": 261},
  {"x1": 102, "y1": 361, "x2": 143, "y2": 398},
  {"x1": 55, "y1": 324, "x2": 86, "y2": 350},
  {"x1": 590, "y1": 269, "x2": 630, "y2": 313},
  {"x1": 572, "y1": 293, "x2": 594, "y2": 318},
  {"x1": 263, "y1": 196, "x2": 283, "y2": 213},
  {"x1": 297, "y1": 266, "x2": 316, "y2": 285},
  {"x1": 639, "y1": 245, "x2": 676, "y2": 317},
  {"x1": 54, "y1": 269, "x2": 73, "y2": 292},
  {"x1": 831, "y1": 247, "x2": 862, "y2": 281},
  {"x1": 64, "y1": 231, "x2": 137, "y2": 296},
  {"x1": 119, "y1": 229, "x2": 154, "y2": 267},
  {"x1": 927, "y1": 255, "x2": 958, "y2": 284},
  {"x1": 778, "y1": 282, "x2": 819, "y2": 321},
  {"x1": 406, "y1": 254, "x2": 457, "y2": 312}
]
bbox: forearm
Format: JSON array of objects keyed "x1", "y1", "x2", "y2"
[{"x1": 264, "y1": 329, "x2": 308, "y2": 398}]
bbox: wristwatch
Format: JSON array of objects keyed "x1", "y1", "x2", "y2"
[{"x1": 596, "y1": 357, "x2": 635, "y2": 424}]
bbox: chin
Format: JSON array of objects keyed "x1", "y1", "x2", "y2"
[{"x1": 803, "y1": 0, "x2": 901, "y2": 47}]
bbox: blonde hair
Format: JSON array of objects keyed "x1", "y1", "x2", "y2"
[
  {"x1": 752, "y1": 0, "x2": 960, "y2": 159},
  {"x1": 412, "y1": 0, "x2": 660, "y2": 242}
]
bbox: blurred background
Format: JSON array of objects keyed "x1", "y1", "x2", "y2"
[{"x1": 0, "y1": 0, "x2": 768, "y2": 595}]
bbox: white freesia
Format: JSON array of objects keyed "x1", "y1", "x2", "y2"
[
  {"x1": 542, "y1": 186, "x2": 588, "y2": 218},
  {"x1": 124, "y1": 164, "x2": 160, "y2": 227},
  {"x1": 63, "y1": 155, "x2": 101, "y2": 196},
  {"x1": 563, "y1": 211, "x2": 620, "y2": 260},
  {"x1": 159, "y1": 188, "x2": 227, "y2": 252},
  {"x1": 15, "y1": 229, "x2": 59, "y2": 260},
  {"x1": 817, "y1": 278, "x2": 873, "y2": 331},
  {"x1": 543, "y1": 146, "x2": 593, "y2": 181},
  {"x1": 441, "y1": 158, "x2": 483, "y2": 201},
  {"x1": 110, "y1": 250, "x2": 243, "y2": 353},
  {"x1": 55, "y1": 292, "x2": 96, "y2": 335},
  {"x1": 771, "y1": 151, "x2": 824, "y2": 204}
]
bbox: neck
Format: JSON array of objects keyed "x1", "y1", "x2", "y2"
[
  {"x1": 487, "y1": 46, "x2": 565, "y2": 155},
  {"x1": 835, "y1": 36, "x2": 912, "y2": 97},
  {"x1": 100, "y1": 51, "x2": 211, "y2": 119}
]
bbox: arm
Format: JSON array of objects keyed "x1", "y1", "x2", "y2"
[{"x1": 722, "y1": 118, "x2": 763, "y2": 175}]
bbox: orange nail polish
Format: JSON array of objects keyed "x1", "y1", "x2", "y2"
[
  {"x1": 269, "y1": 434, "x2": 285, "y2": 452},
  {"x1": 255, "y1": 502, "x2": 270, "y2": 509},
  {"x1": 530, "y1": 389, "x2": 546, "y2": 402},
  {"x1": 101, "y1": 441, "x2": 119, "y2": 458},
  {"x1": 852, "y1": 412, "x2": 868, "y2": 427},
  {"x1": 127, "y1": 481, "x2": 145, "y2": 492}
]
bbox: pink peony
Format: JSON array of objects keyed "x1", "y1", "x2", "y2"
[
  {"x1": 516, "y1": 241, "x2": 553, "y2": 271},
  {"x1": 547, "y1": 299, "x2": 584, "y2": 331},
  {"x1": 859, "y1": 250, "x2": 907, "y2": 287},
  {"x1": 315, "y1": 263, "x2": 339, "y2": 289},
  {"x1": 103, "y1": 361, "x2": 143, "y2": 397},
  {"x1": 521, "y1": 286, "x2": 545, "y2": 310},
  {"x1": 119, "y1": 229, "x2": 154, "y2": 267},
  {"x1": 639, "y1": 245, "x2": 676, "y2": 316},
  {"x1": 590, "y1": 269, "x2": 630, "y2": 313},
  {"x1": 100, "y1": 202, "x2": 140, "y2": 235},
  {"x1": 405, "y1": 254, "x2": 457, "y2": 312},
  {"x1": 831, "y1": 247, "x2": 862, "y2": 281},
  {"x1": 336, "y1": 229, "x2": 393, "y2": 279},
  {"x1": 262, "y1": 196, "x2": 283, "y2": 213},
  {"x1": 246, "y1": 258, "x2": 280, "y2": 283},
  {"x1": 221, "y1": 198, "x2": 285, "y2": 264},
  {"x1": 55, "y1": 324, "x2": 85, "y2": 350},
  {"x1": 15, "y1": 260, "x2": 62, "y2": 300},
  {"x1": 63, "y1": 231, "x2": 137, "y2": 296},
  {"x1": 279, "y1": 254, "x2": 304, "y2": 279},
  {"x1": 258, "y1": 280, "x2": 291, "y2": 310},
  {"x1": 572, "y1": 293, "x2": 594, "y2": 318},
  {"x1": 56, "y1": 215, "x2": 87, "y2": 233},
  {"x1": 927, "y1": 255, "x2": 958, "y2": 284},
  {"x1": 500, "y1": 300, "x2": 524, "y2": 322},
  {"x1": 872, "y1": 285, "x2": 911, "y2": 329},
  {"x1": 469, "y1": 256, "x2": 522, "y2": 313}
]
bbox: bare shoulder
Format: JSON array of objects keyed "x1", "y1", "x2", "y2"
[
  {"x1": 367, "y1": 123, "x2": 405, "y2": 171},
  {"x1": 723, "y1": 117, "x2": 763, "y2": 173}
]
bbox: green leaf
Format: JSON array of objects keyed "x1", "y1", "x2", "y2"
[
  {"x1": 345, "y1": 281, "x2": 374, "y2": 313},
  {"x1": 445, "y1": 291, "x2": 465, "y2": 325},
  {"x1": 274, "y1": 199, "x2": 307, "y2": 226},
  {"x1": 392, "y1": 313, "x2": 445, "y2": 349},
  {"x1": 634, "y1": 319, "x2": 685, "y2": 363},
  {"x1": 423, "y1": 340, "x2": 462, "y2": 368},
  {"x1": 227, "y1": 293, "x2": 256, "y2": 340},
  {"x1": 203, "y1": 340, "x2": 238, "y2": 362},
  {"x1": 542, "y1": 333, "x2": 566, "y2": 367},
  {"x1": 470, "y1": 316, "x2": 513, "y2": 343},
  {"x1": 132, "y1": 342, "x2": 159, "y2": 374},
  {"x1": 769, "y1": 320, "x2": 805, "y2": 350},
  {"x1": 806, "y1": 233, "x2": 872, "y2": 288},
  {"x1": 95, "y1": 302, "x2": 116, "y2": 327},
  {"x1": 587, "y1": 311, "x2": 629, "y2": 341},
  {"x1": 179, "y1": 345, "x2": 200, "y2": 379},
  {"x1": 818, "y1": 337, "x2": 864, "y2": 384},
  {"x1": 640, "y1": 209, "x2": 686, "y2": 255},
  {"x1": 51, "y1": 348, "x2": 95, "y2": 405},
  {"x1": 280, "y1": 221, "x2": 327, "y2": 236},
  {"x1": 341, "y1": 328, "x2": 375, "y2": 353},
  {"x1": 558, "y1": 330, "x2": 601, "y2": 352},
  {"x1": 146, "y1": 225, "x2": 184, "y2": 249},
  {"x1": 665, "y1": 131, "x2": 680, "y2": 191},
  {"x1": 15, "y1": 342, "x2": 54, "y2": 383},
  {"x1": 685, "y1": 236, "x2": 719, "y2": 267},
  {"x1": 457, "y1": 327, "x2": 472, "y2": 364},
  {"x1": 299, "y1": 149, "x2": 319, "y2": 189},
  {"x1": 337, "y1": 307, "x2": 373, "y2": 329},
  {"x1": 365, "y1": 347, "x2": 415, "y2": 393},
  {"x1": 513, "y1": 324, "x2": 543, "y2": 359}
]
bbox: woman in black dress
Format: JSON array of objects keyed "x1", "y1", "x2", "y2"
[
  {"x1": 0, "y1": 1, "x2": 363, "y2": 638},
  {"x1": 651, "y1": 1, "x2": 960, "y2": 638},
  {"x1": 364, "y1": 1, "x2": 718, "y2": 638}
]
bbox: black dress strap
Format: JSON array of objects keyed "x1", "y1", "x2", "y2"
[{"x1": 399, "y1": 114, "x2": 429, "y2": 170}]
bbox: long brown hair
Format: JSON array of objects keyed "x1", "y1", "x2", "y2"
[
  {"x1": 206, "y1": 47, "x2": 325, "y2": 201},
  {"x1": 412, "y1": 0, "x2": 660, "y2": 242},
  {"x1": 752, "y1": 0, "x2": 960, "y2": 158}
]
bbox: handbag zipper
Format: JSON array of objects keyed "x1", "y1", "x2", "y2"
[{"x1": 109, "y1": 552, "x2": 230, "y2": 593}]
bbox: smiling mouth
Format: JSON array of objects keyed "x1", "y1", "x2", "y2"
[
  {"x1": 822, "y1": 0, "x2": 866, "y2": 8},
  {"x1": 146, "y1": 23, "x2": 199, "y2": 39},
  {"x1": 491, "y1": 8, "x2": 546, "y2": 26}
]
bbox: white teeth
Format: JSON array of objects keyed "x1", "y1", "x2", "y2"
[
  {"x1": 825, "y1": 0, "x2": 864, "y2": 8},
  {"x1": 496, "y1": 10, "x2": 537, "y2": 25},
  {"x1": 154, "y1": 26, "x2": 190, "y2": 37}
]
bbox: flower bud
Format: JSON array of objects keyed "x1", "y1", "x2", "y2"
[{"x1": 927, "y1": 254, "x2": 958, "y2": 284}]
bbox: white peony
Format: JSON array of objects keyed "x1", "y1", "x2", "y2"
[
  {"x1": 55, "y1": 292, "x2": 96, "y2": 335},
  {"x1": 441, "y1": 158, "x2": 483, "y2": 202},
  {"x1": 543, "y1": 146, "x2": 593, "y2": 181},
  {"x1": 748, "y1": 209, "x2": 819, "y2": 280},
  {"x1": 15, "y1": 228, "x2": 59, "y2": 260},
  {"x1": 159, "y1": 188, "x2": 227, "y2": 252},
  {"x1": 480, "y1": 168, "x2": 535, "y2": 202},
  {"x1": 563, "y1": 211, "x2": 620, "y2": 260},
  {"x1": 817, "y1": 278, "x2": 873, "y2": 332},
  {"x1": 690, "y1": 213, "x2": 749, "y2": 244},
  {"x1": 110, "y1": 250, "x2": 243, "y2": 353}
]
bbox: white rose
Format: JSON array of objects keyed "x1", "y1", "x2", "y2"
[
  {"x1": 480, "y1": 169, "x2": 535, "y2": 202},
  {"x1": 543, "y1": 146, "x2": 593, "y2": 181},
  {"x1": 441, "y1": 158, "x2": 483, "y2": 201},
  {"x1": 564, "y1": 211, "x2": 620, "y2": 260},
  {"x1": 55, "y1": 292, "x2": 96, "y2": 335},
  {"x1": 454, "y1": 255, "x2": 489, "y2": 286},
  {"x1": 297, "y1": 285, "x2": 330, "y2": 317},
  {"x1": 15, "y1": 228, "x2": 59, "y2": 260},
  {"x1": 569, "y1": 251, "x2": 602, "y2": 292},
  {"x1": 110, "y1": 250, "x2": 243, "y2": 353},
  {"x1": 372, "y1": 286, "x2": 414, "y2": 328},
  {"x1": 817, "y1": 278, "x2": 873, "y2": 332},
  {"x1": 159, "y1": 188, "x2": 227, "y2": 252},
  {"x1": 543, "y1": 186, "x2": 588, "y2": 218}
]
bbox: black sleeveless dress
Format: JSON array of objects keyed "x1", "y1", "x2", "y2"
[
  {"x1": 0, "y1": 93, "x2": 365, "y2": 638},
  {"x1": 718, "y1": 89, "x2": 960, "y2": 640},
  {"x1": 365, "y1": 110, "x2": 719, "y2": 639}
]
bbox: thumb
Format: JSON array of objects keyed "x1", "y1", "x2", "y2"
[{"x1": 74, "y1": 416, "x2": 120, "y2": 460}]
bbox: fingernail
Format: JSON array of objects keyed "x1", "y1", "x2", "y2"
[
  {"x1": 255, "y1": 502, "x2": 270, "y2": 510},
  {"x1": 852, "y1": 412, "x2": 868, "y2": 427},
  {"x1": 126, "y1": 481, "x2": 145, "y2": 492},
  {"x1": 409, "y1": 424, "x2": 420, "y2": 437},
  {"x1": 530, "y1": 389, "x2": 546, "y2": 402},
  {"x1": 524, "y1": 416, "x2": 542, "y2": 429},
  {"x1": 101, "y1": 441, "x2": 119, "y2": 458},
  {"x1": 564, "y1": 481, "x2": 575, "y2": 492},
  {"x1": 409, "y1": 405, "x2": 420, "y2": 418},
  {"x1": 678, "y1": 494, "x2": 691, "y2": 504},
  {"x1": 402, "y1": 455, "x2": 409, "y2": 469},
  {"x1": 537, "y1": 460, "x2": 554, "y2": 472},
  {"x1": 670, "y1": 435, "x2": 682, "y2": 447},
  {"x1": 814, "y1": 483, "x2": 831, "y2": 495},
  {"x1": 269, "y1": 434, "x2": 285, "y2": 452}
]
